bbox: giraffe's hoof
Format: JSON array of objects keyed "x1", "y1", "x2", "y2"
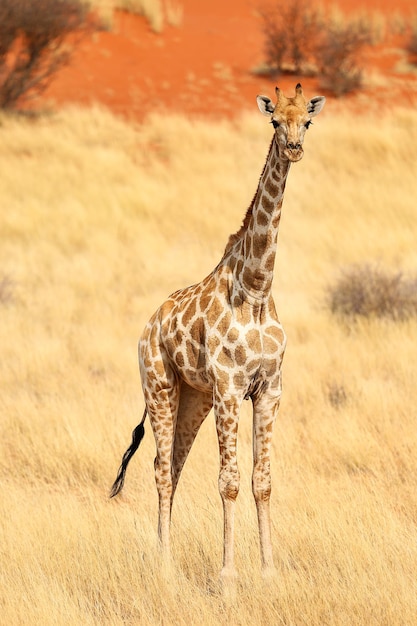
[
  {"x1": 261, "y1": 565, "x2": 278, "y2": 581},
  {"x1": 220, "y1": 566, "x2": 238, "y2": 581},
  {"x1": 219, "y1": 567, "x2": 238, "y2": 599}
]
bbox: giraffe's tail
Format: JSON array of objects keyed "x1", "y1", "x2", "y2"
[{"x1": 109, "y1": 409, "x2": 147, "y2": 498}]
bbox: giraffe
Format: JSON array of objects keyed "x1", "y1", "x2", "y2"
[{"x1": 110, "y1": 83, "x2": 325, "y2": 580}]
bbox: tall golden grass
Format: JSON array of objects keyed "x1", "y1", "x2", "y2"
[{"x1": 1, "y1": 103, "x2": 417, "y2": 625}]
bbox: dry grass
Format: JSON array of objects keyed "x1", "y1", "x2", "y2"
[
  {"x1": 90, "y1": 0, "x2": 183, "y2": 31},
  {"x1": 1, "y1": 104, "x2": 417, "y2": 624}
]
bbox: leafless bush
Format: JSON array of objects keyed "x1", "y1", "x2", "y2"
[
  {"x1": 260, "y1": 0, "x2": 321, "y2": 74},
  {"x1": 0, "y1": 0, "x2": 89, "y2": 110},
  {"x1": 259, "y1": 0, "x2": 372, "y2": 96},
  {"x1": 317, "y1": 21, "x2": 371, "y2": 96},
  {"x1": 259, "y1": 0, "x2": 322, "y2": 75},
  {"x1": 326, "y1": 265, "x2": 417, "y2": 321}
]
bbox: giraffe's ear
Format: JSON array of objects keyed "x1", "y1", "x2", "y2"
[
  {"x1": 257, "y1": 95, "x2": 275, "y2": 116},
  {"x1": 307, "y1": 96, "x2": 326, "y2": 117}
]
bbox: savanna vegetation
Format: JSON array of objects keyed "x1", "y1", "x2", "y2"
[
  {"x1": 1, "y1": 104, "x2": 417, "y2": 625},
  {"x1": 0, "y1": 0, "x2": 183, "y2": 112},
  {"x1": 0, "y1": 0, "x2": 89, "y2": 110},
  {"x1": 259, "y1": 0, "x2": 417, "y2": 96}
]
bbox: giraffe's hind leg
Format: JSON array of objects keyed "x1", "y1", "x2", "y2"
[
  {"x1": 171, "y1": 382, "x2": 213, "y2": 504},
  {"x1": 141, "y1": 356, "x2": 180, "y2": 558}
]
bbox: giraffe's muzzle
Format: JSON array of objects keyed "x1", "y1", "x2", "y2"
[{"x1": 284, "y1": 142, "x2": 304, "y2": 162}]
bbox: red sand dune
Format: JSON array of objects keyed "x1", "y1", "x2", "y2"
[{"x1": 43, "y1": 0, "x2": 417, "y2": 118}]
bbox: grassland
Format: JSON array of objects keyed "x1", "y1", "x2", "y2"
[{"x1": 1, "y1": 104, "x2": 417, "y2": 625}]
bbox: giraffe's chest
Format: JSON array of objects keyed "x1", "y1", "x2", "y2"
[
  {"x1": 163, "y1": 297, "x2": 286, "y2": 396},
  {"x1": 206, "y1": 311, "x2": 287, "y2": 397}
]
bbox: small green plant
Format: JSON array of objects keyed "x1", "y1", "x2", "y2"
[{"x1": 326, "y1": 265, "x2": 417, "y2": 321}]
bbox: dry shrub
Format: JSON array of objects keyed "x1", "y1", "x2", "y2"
[
  {"x1": 0, "y1": 0, "x2": 89, "y2": 110},
  {"x1": 259, "y1": 0, "x2": 322, "y2": 75},
  {"x1": 327, "y1": 265, "x2": 417, "y2": 321},
  {"x1": 259, "y1": 0, "x2": 372, "y2": 95},
  {"x1": 317, "y1": 19, "x2": 371, "y2": 96}
]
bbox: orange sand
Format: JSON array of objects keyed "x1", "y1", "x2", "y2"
[{"x1": 42, "y1": 0, "x2": 417, "y2": 118}]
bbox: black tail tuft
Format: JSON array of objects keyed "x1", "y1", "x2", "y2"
[{"x1": 110, "y1": 410, "x2": 147, "y2": 498}]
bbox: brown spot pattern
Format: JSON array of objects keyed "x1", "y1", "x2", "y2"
[
  {"x1": 265, "y1": 177, "x2": 279, "y2": 196},
  {"x1": 261, "y1": 195, "x2": 274, "y2": 211},
  {"x1": 182, "y1": 299, "x2": 197, "y2": 326},
  {"x1": 246, "y1": 329, "x2": 261, "y2": 353}
]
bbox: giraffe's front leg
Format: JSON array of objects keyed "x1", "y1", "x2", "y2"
[
  {"x1": 252, "y1": 388, "x2": 281, "y2": 575},
  {"x1": 214, "y1": 389, "x2": 242, "y2": 581}
]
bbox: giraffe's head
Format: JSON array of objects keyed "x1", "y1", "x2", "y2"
[{"x1": 257, "y1": 83, "x2": 325, "y2": 162}]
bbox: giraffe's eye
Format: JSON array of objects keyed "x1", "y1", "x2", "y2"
[
  {"x1": 271, "y1": 120, "x2": 280, "y2": 129},
  {"x1": 305, "y1": 120, "x2": 313, "y2": 129}
]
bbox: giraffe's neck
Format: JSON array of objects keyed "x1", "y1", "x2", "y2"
[{"x1": 224, "y1": 136, "x2": 291, "y2": 301}]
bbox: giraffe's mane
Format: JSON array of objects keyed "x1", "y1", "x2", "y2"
[{"x1": 221, "y1": 136, "x2": 275, "y2": 260}]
